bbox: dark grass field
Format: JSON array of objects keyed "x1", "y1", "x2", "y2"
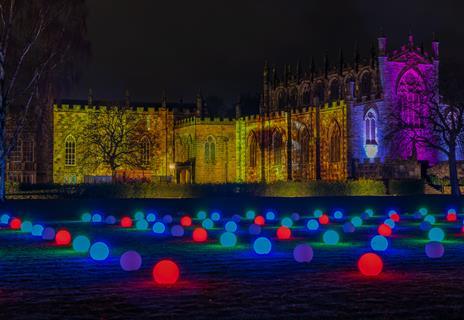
[{"x1": 1, "y1": 196, "x2": 464, "y2": 319}]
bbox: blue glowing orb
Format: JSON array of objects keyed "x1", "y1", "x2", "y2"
[
  {"x1": 343, "y1": 222, "x2": 355, "y2": 233},
  {"x1": 306, "y1": 219, "x2": 319, "y2": 231},
  {"x1": 314, "y1": 209, "x2": 323, "y2": 218},
  {"x1": 92, "y1": 213, "x2": 102, "y2": 223},
  {"x1": 428, "y1": 228, "x2": 445, "y2": 242},
  {"x1": 293, "y1": 244, "x2": 314, "y2": 263},
  {"x1": 420, "y1": 221, "x2": 432, "y2": 231},
  {"x1": 146, "y1": 213, "x2": 156, "y2": 222},
  {"x1": 72, "y1": 235, "x2": 91, "y2": 253},
  {"x1": 253, "y1": 237, "x2": 272, "y2": 255},
  {"x1": 202, "y1": 218, "x2": 214, "y2": 230},
  {"x1": 265, "y1": 211, "x2": 276, "y2": 220},
  {"x1": 31, "y1": 224, "x2": 44, "y2": 236},
  {"x1": 81, "y1": 213, "x2": 91, "y2": 222},
  {"x1": 448, "y1": 208, "x2": 457, "y2": 215},
  {"x1": 384, "y1": 219, "x2": 395, "y2": 229},
  {"x1": 232, "y1": 214, "x2": 241, "y2": 223},
  {"x1": 42, "y1": 227, "x2": 55, "y2": 240},
  {"x1": 20, "y1": 221, "x2": 32, "y2": 233},
  {"x1": 291, "y1": 213, "x2": 300, "y2": 221},
  {"x1": 120, "y1": 250, "x2": 142, "y2": 271},
  {"x1": 225, "y1": 221, "x2": 238, "y2": 233},
  {"x1": 323, "y1": 230, "x2": 340, "y2": 245},
  {"x1": 281, "y1": 217, "x2": 293, "y2": 228},
  {"x1": 220, "y1": 232, "x2": 237, "y2": 247},
  {"x1": 351, "y1": 217, "x2": 363, "y2": 228},
  {"x1": 424, "y1": 215, "x2": 435, "y2": 225},
  {"x1": 246, "y1": 210, "x2": 256, "y2": 219},
  {"x1": 370, "y1": 235, "x2": 388, "y2": 251},
  {"x1": 134, "y1": 211, "x2": 145, "y2": 221},
  {"x1": 162, "y1": 215, "x2": 173, "y2": 224},
  {"x1": 211, "y1": 212, "x2": 221, "y2": 221},
  {"x1": 248, "y1": 224, "x2": 261, "y2": 235},
  {"x1": 90, "y1": 242, "x2": 109, "y2": 261},
  {"x1": 135, "y1": 219, "x2": 148, "y2": 230},
  {"x1": 197, "y1": 211, "x2": 207, "y2": 220},
  {"x1": 152, "y1": 222, "x2": 166, "y2": 234},
  {"x1": 105, "y1": 215, "x2": 116, "y2": 224},
  {"x1": 388, "y1": 210, "x2": 397, "y2": 217},
  {"x1": 425, "y1": 241, "x2": 444, "y2": 258},
  {"x1": 365, "y1": 209, "x2": 374, "y2": 217},
  {"x1": 334, "y1": 211, "x2": 343, "y2": 219},
  {"x1": 171, "y1": 225, "x2": 184, "y2": 237}
]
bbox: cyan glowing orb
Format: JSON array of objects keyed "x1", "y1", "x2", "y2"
[
  {"x1": 384, "y1": 218, "x2": 395, "y2": 229},
  {"x1": 425, "y1": 241, "x2": 444, "y2": 259},
  {"x1": 134, "y1": 211, "x2": 145, "y2": 221},
  {"x1": 388, "y1": 210, "x2": 397, "y2": 217},
  {"x1": 152, "y1": 222, "x2": 166, "y2": 234},
  {"x1": 293, "y1": 244, "x2": 314, "y2": 263},
  {"x1": 365, "y1": 209, "x2": 374, "y2": 217},
  {"x1": 419, "y1": 208, "x2": 428, "y2": 216},
  {"x1": 281, "y1": 217, "x2": 293, "y2": 228},
  {"x1": 253, "y1": 237, "x2": 272, "y2": 255},
  {"x1": 202, "y1": 218, "x2": 214, "y2": 229},
  {"x1": 370, "y1": 235, "x2": 388, "y2": 251},
  {"x1": 314, "y1": 209, "x2": 323, "y2": 218},
  {"x1": 162, "y1": 215, "x2": 173, "y2": 224},
  {"x1": 424, "y1": 215, "x2": 436, "y2": 224},
  {"x1": 448, "y1": 208, "x2": 457, "y2": 215},
  {"x1": 211, "y1": 212, "x2": 221, "y2": 221},
  {"x1": 146, "y1": 213, "x2": 156, "y2": 222},
  {"x1": 90, "y1": 242, "x2": 109, "y2": 261},
  {"x1": 220, "y1": 232, "x2": 237, "y2": 247},
  {"x1": 42, "y1": 227, "x2": 55, "y2": 240},
  {"x1": 81, "y1": 213, "x2": 91, "y2": 222},
  {"x1": 120, "y1": 250, "x2": 142, "y2": 271},
  {"x1": 225, "y1": 221, "x2": 238, "y2": 233},
  {"x1": 171, "y1": 225, "x2": 184, "y2": 237},
  {"x1": 0, "y1": 213, "x2": 10, "y2": 224},
  {"x1": 246, "y1": 210, "x2": 256, "y2": 219},
  {"x1": 343, "y1": 222, "x2": 355, "y2": 233},
  {"x1": 20, "y1": 221, "x2": 33, "y2": 233},
  {"x1": 105, "y1": 215, "x2": 116, "y2": 224},
  {"x1": 197, "y1": 211, "x2": 207, "y2": 220},
  {"x1": 265, "y1": 211, "x2": 276, "y2": 220},
  {"x1": 323, "y1": 230, "x2": 340, "y2": 245},
  {"x1": 428, "y1": 227, "x2": 445, "y2": 242},
  {"x1": 92, "y1": 213, "x2": 102, "y2": 223},
  {"x1": 351, "y1": 217, "x2": 362, "y2": 228},
  {"x1": 306, "y1": 219, "x2": 319, "y2": 231},
  {"x1": 136, "y1": 219, "x2": 148, "y2": 230},
  {"x1": 333, "y1": 211, "x2": 343, "y2": 219},
  {"x1": 72, "y1": 235, "x2": 91, "y2": 253},
  {"x1": 249, "y1": 224, "x2": 261, "y2": 235},
  {"x1": 31, "y1": 224, "x2": 44, "y2": 236}
]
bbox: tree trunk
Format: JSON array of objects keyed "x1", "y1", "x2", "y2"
[{"x1": 448, "y1": 145, "x2": 461, "y2": 196}]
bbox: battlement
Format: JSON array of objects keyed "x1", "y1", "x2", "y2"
[
  {"x1": 53, "y1": 103, "x2": 171, "y2": 114},
  {"x1": 175, "y1": 116, "x2": 236, "y2": 127}
]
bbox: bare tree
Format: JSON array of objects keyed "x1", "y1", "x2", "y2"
[
  {"x1": 79, "y1": 105, "x2": 150, "y2": 179},
  {"x1": 0, "y1": 0, "x2": 89, "y2": 200}
]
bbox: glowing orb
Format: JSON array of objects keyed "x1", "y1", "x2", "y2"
[
  {"x1": 425, "y1": 242, "x2": 444, "y2": 258},
  {"x1": 343, "y1": 222, "x2": 355, "y2": 233},
  {"x1": 134, "y1": 211, "x2": 145, "y2": 221},
  {"x1": 120, "y1": 250, "x2": 142, "y2": 271},
  {"x1": 293, "y1": 244, "x2": 314, "y2": 263},
  {"x1": 351, "y1": 217, "x2": 362, "y2": 228},
  {"x1": 0, "y1": 213, "x2": 10, "y2": 224},
  {"x1": 424, "y1": 215, "x2": 435, "y2": 224},
  {"x1": 42, "y1": 227, "x2": 55, "y2": 240},
  {"x1": 365, "y1": 209, "x2": 374, "y2": 217},
  {"x1": 92, "y1": 213, "x2": 102, "y2": 223},
  {"x1": 334, "y1": 211, "x2": 343, "y2": 219},
  {"x1": 253, "y1": 237, "x2": 272, "y2": 255},
  {"x1": 31, "y1": 224, "x2": 44, "y2": 236},
  {"x1": 358, "y1": 253, "x2": 383, "y2": 276},
  {"x1": 180, "y1": 215, "x2": 192, "y2": 227},
  {"x1": 448, "y1": 208, "x2": 457, "y2": 214},
  {"x1": 171, "y1": 225, "x2": 184, "y2": 237},
  {"x1": 413, "y1": 212, "x2": 422, "y2": 220},
  {"x1": 146, "y1": 213, "x2": 157, "y2": 222},
  {"x1": 136, "y1": 219, "x2": 148, "y2": 230},
  {"x1": 428, "y1": 227, "x2": 445, "y2": 242},
  {"x1": 323, "y1": 230, "x2": 340, "y2": 245},
  {"x1": 90, "y1": 242, "x2": 109, "y2": 261},
  {"x1": 249, "y1": 224, "x2": 261, "y2": 235},
  {"x1": 446, "y1": 213, "x2": 457, "y2": 222},
  {"x1": 281, "y1": 217, "x2": 293, "y2": 228},
  {"x1": 153, "y1": 259, "x2": 179, "y2": 285},
  {"x1": 378, "y1": 224, "x2": 392, "y2": 237},
  {"x1": 211, "y1": 212, "x2": 221, "y2": 222},
  {"x1": 162, "y1": 215, "x2": 173, "y2": 224},
  {"x1": 225, "y1": 221, "x2": 237, "y2": 233},
  {"x1": 120, "y1": 216, "x2": 133, "y2": 228},
  {"x1": 55, "y1": 229, "x2": 72, "y2": 246},
  {"x1": 246, "y1": 210, "x2": 256, "y2": 219},
  {"x1": 314, "y1": 209, "x2": 323, "y2": 218},
  {"x1": 81, "y1": 213, "x2": 91, "y2": 222},
  {"x1": 265, "y1": 211, "x2": 276, "y2": 220},
  {"x1": 419, "y1": 208, "x2": 428, "y2": 216},
  {"x1": 307, "y1": 219, "x2": 319, "y2": 231},
  {"x1": 254, "y1": 215, "x2": 265, "y2": 226},
  {"x1": 20, "y1": 221, "x2": 33, "y2": 233},
  {"x1": 390, "y1": 213, "x2": 400, "y2": 222},
  {"x1": 384, "y1": 219, "x2": 395, "y2": 229},
  {"x1": 192, "y1": 228, "x2": 207, "y2": 242},
  {"x1": 153, "y1": 222, "x2": 166, "y2": 234},
  {"x1": 277, "y1": 226, "x2": 291, "y2": 240},
  {"x1": 197, "y1": 211, "x2": 207, "y2": 220},
  {"x1": 10, "y1": 218, "x2": 21, "y2": 230},
  {"x1": 72, "y1": 235, "x2": 91, "y2": 253},
  {"x1": 291, "y1": 213, "x2": 300, "y2": 221},
  {"x1": 220, "y1": 232, "x2": 237, "y2": 247},
  {"x1": 319, "y1": 214, "x2": 329, "y2": 225},
  {"x1": 105, "y1": 216, "x2": 116, "y2": 224},
  {"x1": 370, "y1": 235, "x2": 388, "y2": 251},
  {"x1": 202, "y1": 218, "x2": 214, "y2": 230},
  {"x1": 420, "y1": 221, "x2": 432, "y2": 231},
  {"x1": 232, "y1": 214, "x2": 241, "y2": 223}
]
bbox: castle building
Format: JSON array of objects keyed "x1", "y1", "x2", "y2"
[{"x1": 7, "y1": 34, "x2": 446, "y2": 185}]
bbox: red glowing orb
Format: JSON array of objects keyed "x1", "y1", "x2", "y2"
[
  {"x1": 277, "y1": 226, "x2": 291, "y2": 240},
  {"x1": 254, "y1": 215, "x2": 265, "y2": 226},
  {"x1": 120, "y1": 216, "x2": 133, "y2": 228},
  {"x1": 319, "y1": 214, "x2": 329, "y2": 225},
  {"x1": 358, "y1": 253, "x2": 383, "y2": 276},
  {"x1": 180, "y1": 215, "x2": 192, "y2": 227},
  {"x1": 55, "y1": 229, "x2": 72, "y2": 246},
  {"x1": 446, "y1": 213, "x2": 457, "y2": 222},
  {"x1": 461, "y1": 226, "x2": 464, "y2": 233},
  {"x1": 9, "y1": 218, "x2": 21, "y2": 230},
  {"x1": 378, "y1": 224, "x2": 392, "y2": 237},
  {"x1": 192, "y1": 228, "x2": 208, "y2": 242},
  {"x1": 153, "y1": 259, "x2": 180, "y2": 285},
  {"x1": 390, "y1": 213, "x2": 400, "y2": 222}
]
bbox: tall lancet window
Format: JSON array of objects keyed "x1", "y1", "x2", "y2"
[{"x1": 364, "y1": 109, "x2": 378, "y2": 159}]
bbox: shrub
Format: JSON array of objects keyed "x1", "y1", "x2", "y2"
[
  {"x1": 348, "y1": 179, "x2": 386, "y2": 196},
  {"x1": 388, "y1": 179, "x2": 424, "y2": 195}
]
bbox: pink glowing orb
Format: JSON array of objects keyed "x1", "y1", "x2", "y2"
[{"x1": 120, "y1": 250, "x2": 142, "y2": 271}]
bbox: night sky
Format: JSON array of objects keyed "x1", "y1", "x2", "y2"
[{"x1": 70, "y1": 0, "x2": 464, "y2": 110}]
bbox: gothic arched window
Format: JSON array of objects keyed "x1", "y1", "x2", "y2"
[
  {"x1": 272, "y1": 130, "x2": 283, "y2": 165},
  {"x1": 65, "y1": 135, "x2": 76, "y2": 166},
  {"x1": 397, "y1": 69, "x2": 426, "y2": 128},
  {"x1": 141, "y1": 136, "x2": 150, "y2": 166},
  {"x1": 300, "y1": 128, "x2": 310, "y2": 165},
  {"x1": 360, "y1": 72, "x2": 372, "y2": 98},
  {"x1": 248, "y1": 132, "x2": 258, "y2": 168},
  {"x1": 205, "y1": 136, "x2": 216, "y2": 163},
  {"x1": 329, "y1": 123, "x2": 341, "y2": 163},
  {"x1": 365, "y1": 110, "x2": 377, "y2": 144}
]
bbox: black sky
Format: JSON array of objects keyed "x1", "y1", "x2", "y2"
[{"x1": 70, "y1": 0, "x2": 464, "y2": 107}]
